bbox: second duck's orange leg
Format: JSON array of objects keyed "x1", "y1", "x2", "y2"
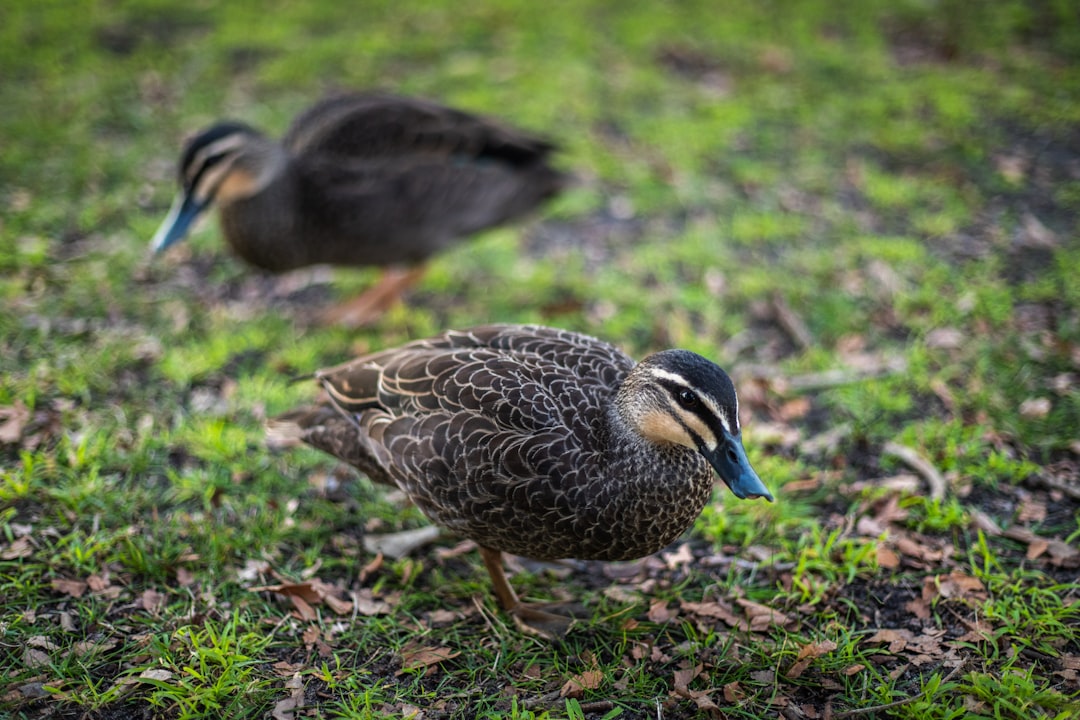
[{"x1": 319, "y1": 265, "x2": 427, "y2": 328}]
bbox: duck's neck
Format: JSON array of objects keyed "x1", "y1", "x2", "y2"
[
  {"x1": 218, "y1": 143, "x2": 305, "y2": 272},
  {"x1": 593, "y1": 403, "x2": 714, "y2": 561}
]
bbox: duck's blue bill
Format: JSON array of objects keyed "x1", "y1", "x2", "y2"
[
  {"x1": 707, "y1": 433, "x2": 773, "y2": 502},
  {"x1": 150, "y1": 191, "x2": 206, "y2": 253}
]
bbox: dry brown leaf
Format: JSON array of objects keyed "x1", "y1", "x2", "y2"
[
  {"x1": 662, "y1": 543, "x2": 694, "y2": 569},
  {"x1": 1018, "y1": 498, "x2": 1048, "y2": 523},
  {"x1": 353, "y1": 588, "x2": 392, "y2": 616},
  {"x1": 271, "y1": 660, "x2": 304, "y2": 677},
  {"x1": 681, "y1": 600, "x2": 746, "y2": 630},
  {"x1": 867, "y1": 628, "x2": 913, "y2": 653},
  {"x1": 301, "y1": 625, "x2": 320, "y2": 648},
  {"x1": 399, "y1": 644, "x2": 461, "y2": 674},
  {"x1": 786, "y1": 640, "x2": 837, "y2": 678},
  {"x1": 272, "y1": 697, "x2": 299, "y2": 720},
  {"x1": 672, "y1": 664, "x2": 703, "y2": 691},
  {"x1": 139, "y1": 668, "x2": 174, "y2": 682},
  {"x1": 426, "y1": 608, "x2": 461, "y2": 625},
  {"x1": 23, "y1": 649, "x2": 50, "y2": 668},
  {"x1": 934, "y1": 572, "x2": 987, "y2": 601},
  {"x1": 323, "y1": 592, "x2": 353, "y2": 615},
  {"x1": 175, "y1": 567, "x2": 195, "y2": 587},
  {"x1": 778, "y1": 396, "x2": 811, "y2": 421},
  {"x1": 1, "y1": 537, "x2": 33, "y2": 560},
  {"x1": 904, "y1": 595, "x2": 931, "y2": 620},
  {"x1": 358, "y1": 552, "x2": 384, "y2": 582},
  {"x1": 647, "y1": 599, "x2": 677, "y2": 623},
  {"x1": 140, "y1": 589, "x2": 166, "y2": 615},
  {"x1": 1019, "y1": 397, "x2": 1052, "y2": 419},
  {"x1": 73, "y1": 639, "x2": 118, "y2": 656},
  {"x1": 723, "y1": 680, "x2": 745, "y2": 702},
  {"x1": 51, "y1": 578, "x2": 88, "y2": 598},
  {"x1": 272, "y1": 672, "x2": 305, "y2": 720},
  {"x1": 844, "y1": 663, "x2": 866, "y2": 675},
  {"x1": 737, "y1": 598, "x2": 793, "y2": 631},
  {"x1": 876, "y1": 546, "x2": 900, "y2": 569},
  {"x1": 290, "y1": 594, "x2": 317, "y2": 622},
  {"x1": 250, "y1": 581, "x2": 322, "y2": 604},
  {"x1": 86, "y1": 574, "x2": 110, "y2": 592},
  {"x1": 560, "y1": 669, "x2": 604, "y2": 698},
  {"x1": 856, "y1": 516, "x2": 886, "y2": 537},
  {"x1": 1027, "y1": 539, "x2": 1050, "y2": 560},
  {"x1": 0, "y1": 402, "x2": 30, "y2": 444},
  {"x1": 27, "y1": 636, "x2": 58, "y2": 651},
  {"x1": 602, "y1": 586, "x2": 640, "y2": 604},
  {"x1": 926, "y1": 327, "x2": 965, "y2": 350}
]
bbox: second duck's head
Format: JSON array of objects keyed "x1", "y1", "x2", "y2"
[
  {"x1": 618, "y1": 349, "x2": 773, "y2": 502},
  {"x1": 150, "y1": 122, "x2": 282, "y2": 253}
]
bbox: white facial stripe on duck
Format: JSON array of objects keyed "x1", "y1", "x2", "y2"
[
  {"x1": 183, "y1": 131, "x2": 251, "y2": 203},
  {"x1": 642, "y1": 365, "x2": 739, "y2": 439}
]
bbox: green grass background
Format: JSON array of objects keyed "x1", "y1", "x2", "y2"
[{"x1": 1, "y1": 1, "x2": 1078, "y2": 718}]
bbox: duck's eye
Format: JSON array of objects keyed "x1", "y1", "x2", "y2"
[{"x1": 677, "y1": 389, "x2": 697, "y2": 408}]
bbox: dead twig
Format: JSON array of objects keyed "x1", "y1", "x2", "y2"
[
  {"x1": 883, "y1": 441, "x2": 947, "y2": 502},
  {"x1": 771, "y1": 293, "x2": 814, "y2": 351},
  {"x1": 1027, "y1": 472, "x2": 1080, "y2": 501},
  {"x1": 832, "y1": 662, "x2": 965, "y2": 719},
  {"x1": 738, "y1": 359, "x2": 908, "y2": 392}
]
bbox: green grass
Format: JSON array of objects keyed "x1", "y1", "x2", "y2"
[{"x1": 2, "y1": 0, "x2": 1079, "y2": 718}]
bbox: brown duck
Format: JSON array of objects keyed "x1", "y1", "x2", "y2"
[
  {"x1": 151, "y1": 93, "x2": 566, "y2": 326},
  {"x1": 270, "y1": 324, "x2": 773, "y2": 636}
]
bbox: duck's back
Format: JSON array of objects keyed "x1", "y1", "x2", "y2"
[{"x1": 265, "y1": 93, "x2": 565, "y2": 268}]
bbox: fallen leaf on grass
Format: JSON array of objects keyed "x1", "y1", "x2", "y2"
[
  {"x1": 895, "y1": 535, "x2": 946, "y2": 563},
  {"x1": 398, "y1": 643, "x2": 460, "y2": 675},
  {"x1": 139, "y1": 588, "x2": 166, "y2": 615},
  {"x1": 290, "y1": 594, "x2": 317, "y2": 622},
  {"x1": 786, "y1": 640, "x2": 837, "y2": 679},
  {"x1": 662, "y1": 543, "x2": 694, "y2": 569},
  {"x1": 935, "y1": 572, "x2": 987, "y2": 601},
  {"x1": 73, "y1": 638, "x2": 118, "y2": 657},
  {"x1": 876, "y1": 545, "x2": 900, "y2": 569},
  {"x1": 560, "y1": 669, "x2": 604, "y2": 698},
  {"x1": 272, "y1": 672, "x2": 305, "y2": 720},
  {"x1": 647, "y1": 599, "x2": 677, "y2": 623},
  {"x1": 866, "y1": 628, "x2": 914, "y2": 653},
  {"x1": 1004, "y1": 527, "x2": 1080, "y2": 567},
  {"x1": 271, "y1": 660, "x2": 304, "y2": 677},
  {"x1": 23, "y1": 647, "x2": 50, "y2": 668},
  {"x1": 353, "y1": 588, "x2": 393, "y2": 616},
  {"x1": 27, "y1": 636, "x2": 58, "y2": 651},
  {"x1": 723, "y1": 681, "x2": 745, "y2": 702},
  {"x1": 736, "y1": 598, "x2": 794, "y2": 631},
  {"x1": 2, "y1": 537, "x2": 34, "y2": 560},
  {"x1": 672, "y1": 664, "x2": 703, "y2": 690},
  {"x1": 51, "y1": 579, "x2": 88, "y2": 598},
  {"x1": 681, "y1": 600, "x2": 746, "y2": 631},
  {"x1": 139, "y1": 668, "x2": 175, "y2": 683},
  {"x1": 0, "y1": 402, "x2": 30, "y2": 444}
]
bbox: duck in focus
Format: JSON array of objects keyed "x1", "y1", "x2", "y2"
[
  {"x1": 150, "y1": 93, "x2": 566, "y2": 326},
  {"x1": 269, "y1": 324, "x2": 772, "y2": 637}
]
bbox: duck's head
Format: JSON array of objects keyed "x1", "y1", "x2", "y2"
[
  {"x1": 620, "y1": 349, "x2": 773, "y2": 502},
  {"x1": 150, "y1": 122, "x2": 276, "y2": 253}
]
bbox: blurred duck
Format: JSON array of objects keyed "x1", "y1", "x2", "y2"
[
  {"x1": 151, "y1": 92, "x2": 566, "y2": 326},
  {"x1": 269, "y1": 324, "x2": 772, "y2": 636}
]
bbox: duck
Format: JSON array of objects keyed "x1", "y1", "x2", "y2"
[
  {"x1": 269, "y1": 324, "x2": 773, "y2": 636},
  {"x1": 150, "y1": 92, "x2": 567, "y2": 326}
]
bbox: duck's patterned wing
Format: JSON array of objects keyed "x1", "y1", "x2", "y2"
[
  {"x1": 283, "y1": 92, "x2": 557, "y2": 167},
  {"x1": 309, "y1": 325, "x2": 636, "y2": 558}
]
